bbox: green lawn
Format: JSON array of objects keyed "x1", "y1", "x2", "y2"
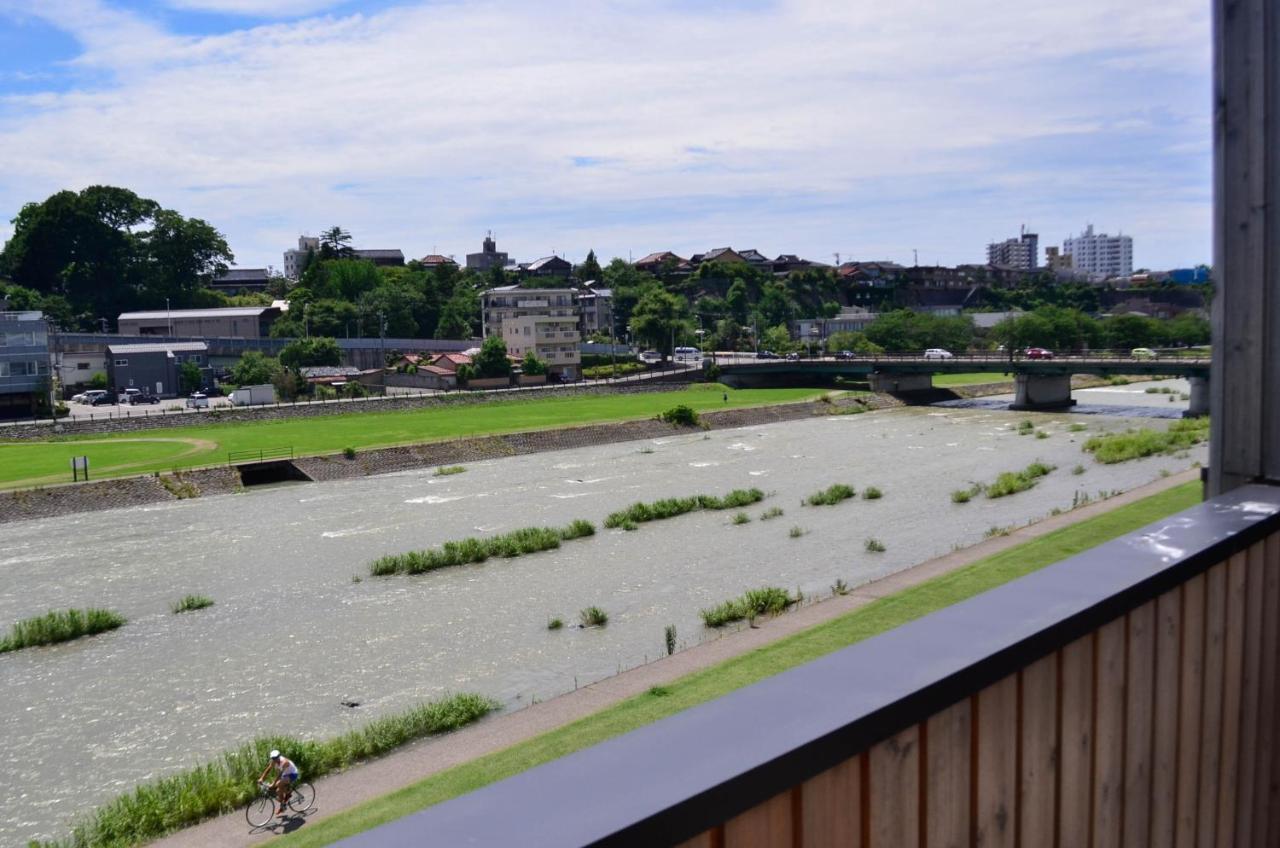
[
  {"x1": 932, "y1": 371, "x2": 1013, "y2": 387},
  {"x1": 275, "y1": 480, "x2": 1203, "y2": 848},
  {"x1": 0, "y1": 386, "x2": 820, "y2": 489}
]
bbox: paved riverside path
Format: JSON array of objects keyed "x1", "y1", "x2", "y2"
[{"x1": 151, "y1": 469, "x2": 1198, "y2": 848}]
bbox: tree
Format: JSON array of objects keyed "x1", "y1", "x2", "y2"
[
  {"x1": 179, "y1": 360, "x2": 203, "y2": 394},
  {"x1": 319, "y1": 226, "x2": 354, "y2": 259},
  {"x1": 576, "y1": 249, "x2": 603, "y2": 283},
  {"x1": 629, "y1": 288, "x2": 694, "y2": 356},
  {"x1": 229, "y1": 351, "x2": 280, "y2": 385},
  {"x1": 0, "y1": 185, "x2": 232, "y2": 322},
  {"x1": 436, "y1": 287, "x2": 478, "y2": 339},
  {"x1": 357, "y1": 281, "x2": 422, "y2": 338},
  {"x1": 521, "y1": 351, "x2": 548, "y2": 375},
  {"x1": 761, "y1": 324, "x2": 798, "y2": 354},
  {"x1": 280, "y1": 337, "x2": 342, "y2": 369},
  {"x1": 474, "y1": 335, "x2": 512, "y2": 378},
  {"x1": 303, "y1": 299, "x2": 359, "y2": 338},
  {"x1": 826, "y1": 331, "x2": 883, "y2": 355}
]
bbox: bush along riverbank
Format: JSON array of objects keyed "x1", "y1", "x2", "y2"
[
  {"x1": 1083, "y1": 416, "x2": 1210, "y2": 464},
  {"x1": 38, "y1": 692, "x2": 497, "y2": 848},
  {"x1": 985, "y1": 462, "x2": 1056, "y2": 499},
  {"x1": 370, "y1": 521, "x2": 596, "y2": 576},
  {"x1": 0, "y1": 608, "x2": 126, "y2": 653},
  {"x1": 603, "y1": 488, "x2": 765, "y2": 531}
]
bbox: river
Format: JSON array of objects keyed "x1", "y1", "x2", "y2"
[{"x1": 0, "y1": 379, "x2": 1203, "y2": 844}]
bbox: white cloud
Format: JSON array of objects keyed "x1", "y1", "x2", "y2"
[
  {"x1": 164, "y1": 0, "x2": 347, "y2": 15},
  {"x1": 0, "y1": 0, "x2": 1212, "y2": 269}
]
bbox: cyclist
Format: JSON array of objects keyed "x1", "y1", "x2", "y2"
[{"x1": 258, "y1": 750, "x2": 300, "y2": 816}]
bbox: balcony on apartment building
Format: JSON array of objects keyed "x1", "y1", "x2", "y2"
[{"x1": 340, "y1": 8, "x2": 1276, "y2": 847}]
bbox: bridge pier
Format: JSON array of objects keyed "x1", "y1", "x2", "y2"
[
  {"x1": 868, "y1": 372, "x2": 934, "y2": 393},
  {"x1": 1009, "y1": 373, "x2": 1076, "y2": 411},
  {"x1": 1185, "y1": 375, "x2": 1210, "y2": 417}
]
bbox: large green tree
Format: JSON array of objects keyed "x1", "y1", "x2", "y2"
[
  {"x1": 0, "y1": 185, "x2": 231, "y2": 323},
  {"x1": 474, "y1": 335, "x2": 513, "y2": 378},
  {"x1": 280, "y1": 336, "x2": 342, "y2": 368},
  {"x1": 229, "y1": 351, "x2": 280, "y2": 385},
  {"x1": 629, "y1": 288, "x2": 695, "y2": 356},
  {"x1": 576, "y1": 249, "x2": 603, "y2": 283}
]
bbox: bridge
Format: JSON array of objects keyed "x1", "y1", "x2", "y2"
[{"x1": 713, "y1": 352, "x2": 1212, "y2": 414}]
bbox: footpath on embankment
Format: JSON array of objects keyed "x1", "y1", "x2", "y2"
[{"x1": 149, "y1": 468, "x2": 1199, "y2": 848}]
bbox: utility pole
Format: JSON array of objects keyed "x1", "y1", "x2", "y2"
[
  {"x1": 166, "y1": 298, "x2": 172, "y2": 336},
  {"x1": 378, "y1": 311, "x2": 387, "y2": 367}
]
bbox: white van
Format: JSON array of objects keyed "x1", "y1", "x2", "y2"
[{"x1": 674, "y1": 346, "x2": 702, "y2": 363}]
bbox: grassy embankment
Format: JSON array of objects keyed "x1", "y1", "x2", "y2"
[
  {"x1": 39, "y1": 693, "x2": 497, "y2": 848},
  {"x1": 0, "y1": 608, "x2": 126, "y2": 652},
  {"x1": 0, "y1": 385, "x2": 821, "y2": 490},
  {"x1": 270, "y1": 479, "x2": 1203, "y2": 848}
]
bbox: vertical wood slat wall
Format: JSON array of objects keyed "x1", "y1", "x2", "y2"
[{"x1": 678, "y1": 538, "x2": 1280, "y2": 847}]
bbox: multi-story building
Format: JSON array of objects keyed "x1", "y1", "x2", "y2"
[
  {"x1": 283, "y1": 236, "x2": 320, "y2": 280},
  {"x1": 210, "y1": 268, "x2": 271, "y2": 294},
  {"x1": 1044, "y1": 246, "x2": 1075, "y2": 273},
  {"x1": 986, "y1": 226, "x2": 1039, "y2": 271},
  {"x1": 577, "y1": 284, "x2": 614, "y2": 338},
  {"x1": 117, "y1": 306, "x2": 282, "y2": 339},
  {"x1": 0, "y1": 310, "x2": 52, "y2": 418},
  {"x1": 481, "y1": 285, "x2": 578, "y2": 338},
  {"x1": 467, "y1": 233, "x2": 510, "y2": 273},
  {"x1": 501, "y1": 314, "x2": 581, "y2": 381},
  {"x1": 1063, "y1": 224, "x2": 1133, "y2": 278}
]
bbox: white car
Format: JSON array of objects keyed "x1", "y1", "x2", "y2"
[
  {"x1": 638, "y1": 351, "x2": 663, "y2": 364},
  {"x1": 78, "y1": 390, "x2": 108, "y2": 404},
  {"x1": 185, "y1": 393, "x2": 209, "y2": 409},
  {"x1": 923, "y1": 348, "x2": 954, "y2": 360}
]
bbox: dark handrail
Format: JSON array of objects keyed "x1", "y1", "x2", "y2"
[{"x1": 336, "y1": 484, "x2": 1280, "y2": 848}]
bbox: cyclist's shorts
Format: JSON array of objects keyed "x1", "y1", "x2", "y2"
[{"x1": 281, "y1": 772, "x2": 298, "y2": 784}]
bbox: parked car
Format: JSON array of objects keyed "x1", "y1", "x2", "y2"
[
  {"x1": 78, "y1": 390, "x2": 108, "y2": 405},
  {"x1": 90, "y1": 392, "x2": 118, "y2": 406},
  {"x1": 638, "y1": 350, "x2": 663, "y2": 364},
  {"x1": 1024, "y1": 347, "x2": 1055, "y2": 359},
  {"x1": 835, "y1": 350, "x2": 855, "y2": 360},
  {"x1": 756, "y1": 350, "x2": 779, "y2": 359},
  {"x1": 130, "y1": 392, "x2": 161, "y2": 405},
  {"x1": 70, "y1": 391, "x2": 88, "y2": 403},
  {"x1": 185, "y1": 393, "x2": 209, "y2": 409},
  {"x1": 1130, "y1": 347, "x2": 1158, "y2": 360},
  {"x1": 923, "y1": 348, "x2": 954, "y2": 360},
  {"x1": 122, "y1": 388, "x2": 141, "y2": 401}
]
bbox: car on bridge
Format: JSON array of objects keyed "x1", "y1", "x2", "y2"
[
  {"x1": 757, "y1": 350, "x2": 779, "y2": 359},
  {"x1": 835, "y1": 350, "x2": 855, "y2": 360},
  {"x1": 638, "y1": 351, "x2": 663, "y2": 364},
  {"x1": 923, "y1": 348, "x2": 954, "y2": 360},
  {"x1": 1024, "y1": 347, "x2": 1055, "y2": 359},
  {"x1": 1130, "y1": 347, "x2": 1158, "y2": 360}
]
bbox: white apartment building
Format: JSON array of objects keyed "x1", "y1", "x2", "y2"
[
  {"x1": 986, "y1": 226, "x2": 1039, "y2": 270},
  {"x1": 502, "y1": 314, "x2": 582, "y2": 381},
  {"x1": 283, "y1": 236, "x2": 320, "y2": 280},
  {"x1": 1063, "y1": 224, "x2": 1133, "y2": 278},
  {"x1": 481, "y1": 286, "x2": 578, "y2": 337}
]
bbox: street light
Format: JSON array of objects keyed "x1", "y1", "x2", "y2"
[{"x1": 166, "y1": 298, "x2": 172, "y2": 337}]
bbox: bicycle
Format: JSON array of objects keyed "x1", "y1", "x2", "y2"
[{"x1": 245, "y1": 778, "x2": 317, "y2": 828}]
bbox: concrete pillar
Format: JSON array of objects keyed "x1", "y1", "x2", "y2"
[
  {"x1": 1009, "y1": 373, "x2": 1075, "y2": 410},
  {"x1": 868, "y1": 372, "x2": 933, "y2": 393},
  {"x1": 1185, "y1": 375, "x2": 1210, "y2": 417}
]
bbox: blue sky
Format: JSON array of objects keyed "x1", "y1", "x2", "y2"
[{"x1": 0, "y1": 0, "x2": 1211, "y2": 272}]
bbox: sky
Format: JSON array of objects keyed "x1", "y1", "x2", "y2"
[{"x1": 0, "y1": 0, "x2": 1211, "y2": 273}]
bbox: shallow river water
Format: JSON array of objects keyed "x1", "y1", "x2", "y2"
[{"x1": 0, "y1": 380, "x2": 1204, "y2": 843}]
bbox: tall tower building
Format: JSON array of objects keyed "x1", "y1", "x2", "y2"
[
  {"x1": 1063, "y1": 225, "x2": 1133, "y2": 277},
  {"x1": 986, "y1": 226, "x2": 1039, "y2": 270}
]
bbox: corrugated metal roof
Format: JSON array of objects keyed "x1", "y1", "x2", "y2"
[
  {"x1": 119, "y1": 307, "x2": 274, "y2": 320},
  {"x1": 107, "y1": 342, "x2": 209, "y2": 354}
]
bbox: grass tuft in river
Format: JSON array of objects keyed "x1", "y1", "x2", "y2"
[
  {"x1": 603, "y1": 488, "x2": 765, "y2": 529},
  {"x1": 0, "y1": 608, "x2": 126, "y2": 653},
  {"x1": 370, "y1": 521, "x2": 595, "y2": 576}
]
